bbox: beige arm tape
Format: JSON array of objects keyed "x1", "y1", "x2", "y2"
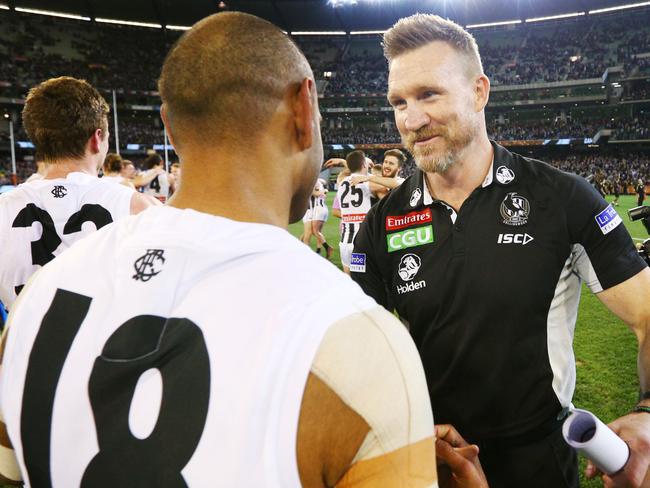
[{"x1": 311, "y1": 306, "x2": 437, "y2": 487}]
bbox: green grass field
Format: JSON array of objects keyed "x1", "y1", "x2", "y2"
[{"x1": 290, "y1": 193, "x2": 648, "y2": 487}]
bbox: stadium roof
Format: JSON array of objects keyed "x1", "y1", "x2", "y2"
[{"x1": 5, "y1": 0, "x2": 648, "y2": 32}]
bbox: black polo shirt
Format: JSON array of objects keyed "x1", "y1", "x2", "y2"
[{"x1": 351, "y1": 142, "x2": 647, "y2": 442}]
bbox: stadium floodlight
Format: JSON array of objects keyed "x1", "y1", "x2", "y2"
[
  {"x1": 329, "y1": 0, "x2": 358, "y2": 6},
  {"x1": 14, "y1": 7, "x2": 90, "y2": 21},
  {"x1": 589, "y1": 1, "x2": 650, "y2": 14},
  {"x1": 350, "y1": 30, "x2": 386, "y2": 35},
  {"x1": 290, "y1": 31, "x2": 347, "y2": 35},
  {"x1": 466, "y1": 19, "x2": 522, "y2": 29},
  {"x1": 166, "y1": 24, "x2": 191, "y2": 31},
  {"x1": 95, "y1": 17, "x2": 162, "y2": 29},
  {"x1": 525, "y1": 12, "x2": 585, "y2": 22}
]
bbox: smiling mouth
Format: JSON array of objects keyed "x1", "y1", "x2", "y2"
[{"x1": 414, "y1": 136, "x2": 439, "y2": 147}]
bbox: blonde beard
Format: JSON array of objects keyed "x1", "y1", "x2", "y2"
[
  {"x1": 413, "y1": 149, "x2": 456, "y2": 174},
  {"x1": 405, "y1": 120, "x2": 479, "y2": 174}
]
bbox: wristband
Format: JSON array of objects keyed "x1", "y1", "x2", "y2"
[{"x1": 631, "y1": 406, "x2": 650, "y2": 415}]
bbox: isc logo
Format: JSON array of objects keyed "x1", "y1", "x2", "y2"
[{"x1": 497, "y1": 233, "x2": 534, "y2": 245}]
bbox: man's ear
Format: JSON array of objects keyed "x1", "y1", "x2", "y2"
[
  {"x1": 89, "y1": 128, "x2": 104, "y2": 154},
  {"x1": 160, "y1": 104, "x2": 178, "y2": 150},
  {"x1": 293, "y1": 78, "x2": 317, "y2": 151},
  {"x1": 474, "y1": 74, "x2": 490, "y2": 112}
]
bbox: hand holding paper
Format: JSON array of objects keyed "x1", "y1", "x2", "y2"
[{"x1": 563, "y1": 408, "x2": 650, "y2": 487}]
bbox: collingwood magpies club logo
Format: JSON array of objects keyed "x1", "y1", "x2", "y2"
[
  {"x1": 51, "y1": 185, "x2": 67, "y2": 198},
  {"x1": 133, "y1": 249, "x2": 166, "y2": 282},
  {"x1": 500, "y1": 192, "x2": 530, "y2": 226}
]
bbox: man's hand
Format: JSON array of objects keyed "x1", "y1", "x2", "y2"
[
  {"x1": 350, "y1": 175, "x2": 370, "y2": 186},
  {"x1": 585, "y1": 412, "x2": 650, "y2": 487},
  {"x1": 323, "y1": 158, "x2": 346, "y2": 169},
  {"x1": 435, "y1": 424, "x2": 489, "y2": 488}
]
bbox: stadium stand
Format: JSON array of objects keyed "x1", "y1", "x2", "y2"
[{"x1": 0, "y1": 6, "x2": 649, "y2": 192}]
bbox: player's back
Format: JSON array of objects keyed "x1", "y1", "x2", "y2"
[
  {"x1": 143, "y1": 172, "x2": 170, "y2": 202},
  {"x1": 336, "y1": 174, "x2": 372, "y2": 244},
  {"x1": 1, "y1": 206, "x2": 388, "y2": 487},
  {"x1": 0, "y1": 172, "x2": 134, "y2": 309}
]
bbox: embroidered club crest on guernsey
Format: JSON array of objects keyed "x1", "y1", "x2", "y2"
[
  {"x1": 500, "y1": 192, "x2": 530, "y2": 226},
  {"x1": 133, "y1": 249, "x2": 166, "y2": 282}
]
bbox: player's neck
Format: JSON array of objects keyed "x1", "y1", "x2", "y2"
[
  {"x1": 43, "y1": 158, "x2": 99, "y2": 180},
  {"x1": 425, "y1": 135, "x2": 492, "y2": 210},
  {"x1": 169, "y1": 167, "x2": 291, "y2": 228}
]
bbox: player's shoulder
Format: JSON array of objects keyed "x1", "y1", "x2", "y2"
[
  {"x1": 505, "y1": 145, "x2": 582, "y2": 188},
  {"x1": 0, "y1": 182, "x2": 40, "y2": 212}
]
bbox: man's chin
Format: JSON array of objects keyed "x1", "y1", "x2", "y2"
[{"x1": 415, "y1": 153, "x2": 455, "y2": 174}]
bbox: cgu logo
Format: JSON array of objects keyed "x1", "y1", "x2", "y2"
[
  {"x1": 387, "y1": 225, "x2": 434, "y2": 253},
  {"x1": 497, "y1": 233, "x2": 534, "y2": 245}
]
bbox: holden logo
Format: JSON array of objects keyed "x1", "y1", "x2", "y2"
[
  {"x1": 409, "y1": 188, "x2": 422, "y2": 207},
  {"x1": 398, "y1": 253, "x2": 421, "y2": 281},
  {"x1": 496, "y1": 166, "x2": 515, "y2": 184},
  {"x1": 500, "y1": 192, "x2": 530, "y2": 226}
]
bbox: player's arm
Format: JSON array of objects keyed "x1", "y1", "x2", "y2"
[
  {"x1": 129, "y1": 192, "x2": 163, "y2": 214},
  {"x1": 323, "y1": 158, "x2": 346, "y2": 169},
  {"x1": 588, "y1": 268, "x2": 650, "y2": 488},
  {"x1": 297, "y1": 307, "x2": 437, "y2": 487},
  {"x1": 0, "y1": 331, "x2": 23, "y2": 485},
  {"x1": 567, "y1": 174, "x2": 650, "y2": 487},
  {"x1": 332, "y1": 194, "x2": 342, "y2": 219},
  {"x1": 351, "y1": 175, "x2": 402, "y2": 190},
  {"x1": 131, "y1": 168, "x2": 164, "y2": 188}
]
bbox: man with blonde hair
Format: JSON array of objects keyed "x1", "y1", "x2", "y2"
[
  {"x1": 0, "y1": 12, "x2": 488, "y2": 488},
  {"x1": 352, "y1": 13, "x2": 650, "y2": 488}
]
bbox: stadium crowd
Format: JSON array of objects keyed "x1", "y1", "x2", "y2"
[{"x1": 2, "y1": 8, "x2": 650, "y2": 98}]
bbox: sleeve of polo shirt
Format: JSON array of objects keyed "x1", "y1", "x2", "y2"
[
  {"x1": 351, "y1": 208, "x2": 390, "y2": 308},
  {"x1": 565, "y1": 173, "x2": 647, "y2": 291}
]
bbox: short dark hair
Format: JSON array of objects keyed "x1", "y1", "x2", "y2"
[
  {"x1": 346, "y1": 150, "x2": 366, "y2": 173},
  {"x1": 22, "y1": 76, "x2": 109, "y2": 163},
  {"x1": 158, "y1": 12, "x2": 313, "y2": 147},
  {"x1": 384, "y1": 149, "x2": 406, "y2": 166},
  {"x1": 144, "y1": 153, "x2": 163, "y2": 169}
]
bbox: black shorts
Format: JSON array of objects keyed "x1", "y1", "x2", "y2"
[{"x1": 478, "y1": 426, "x2": 578, "y2": 488}]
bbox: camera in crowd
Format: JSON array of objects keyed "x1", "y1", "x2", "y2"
[{"x1": 628, "y1": 205, "x2": 650, "y2": 266}]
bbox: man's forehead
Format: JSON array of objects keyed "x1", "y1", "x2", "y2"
[{"x1": 388, "y1": 42, "x2": 462, "y2": 92}]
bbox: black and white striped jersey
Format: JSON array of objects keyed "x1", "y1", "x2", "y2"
[
  {"x1": 336, "y1": 174, "x2": 372, "y2": 244},
  {"x1": 352, "y1": 142, "x2": 647, "y2": 443}
]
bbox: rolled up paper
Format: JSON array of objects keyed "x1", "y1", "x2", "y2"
[{"x1": 562, "y1": 408, "x2": 630, "y2": 475}]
